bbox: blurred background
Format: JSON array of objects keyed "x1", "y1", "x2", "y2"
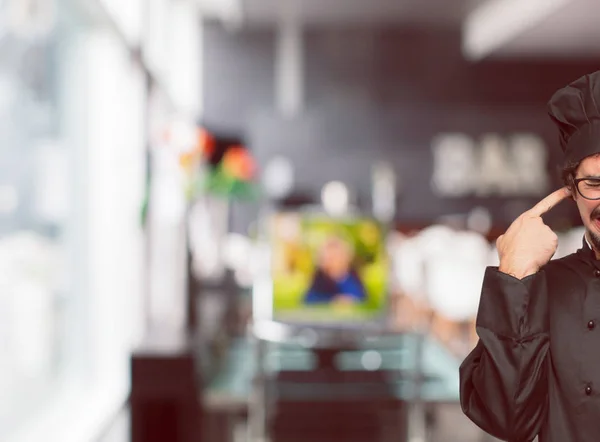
[{"x1": 0, "y1": 0, "x2": 597, "y2": 441}]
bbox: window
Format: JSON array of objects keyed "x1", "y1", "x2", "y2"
[
  {"x1": 0, "y1": 5, "x2": 76, "y2": 438},
  {"x1": 1, "y1": 1, "x2": 146, "y2": 440}
]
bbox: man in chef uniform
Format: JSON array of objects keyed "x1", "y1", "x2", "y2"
[{"x1": 460, "y1": 70, "x2": 600, "y2": 442}]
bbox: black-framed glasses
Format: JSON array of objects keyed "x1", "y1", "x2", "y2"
[{"x1": 574, "y1": 177, "x2": 600, "y2": 200}]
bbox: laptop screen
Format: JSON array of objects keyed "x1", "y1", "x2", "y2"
[{"x1": 267, "y1": 211, "x2": 389, "y2": 325}]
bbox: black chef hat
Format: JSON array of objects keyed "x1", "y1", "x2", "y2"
[{"x1": 548, "y1": 70, "x2": 600, "y2": 167}]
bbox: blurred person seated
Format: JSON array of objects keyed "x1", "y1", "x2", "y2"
[
  {"x1": 389, "y1": 230, "x2": 431, "y2": 329},
  {"x1": 391, "y1": 224, "x2": 491, "y2": 355},
  {"x1": 425, "y1": 229, "x2": 491, "y2": 355}
]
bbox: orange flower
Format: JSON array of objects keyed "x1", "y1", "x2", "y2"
[{"x1": 222, "y1": 146, "x2": 256, "y2": 180}]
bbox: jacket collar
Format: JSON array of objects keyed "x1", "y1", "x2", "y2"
[{"x1": 578, "y1": 234, "x2": 600, "y2": 267}]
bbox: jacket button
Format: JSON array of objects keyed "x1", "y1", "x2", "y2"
[
  {"x1": 586, "y1": 385, "x2": 593, "y2": 395},
  {"x1": 595, "y1": 270, "x2": 600, "y2": 277},
  {"x1": 589, "y1": 320, "x2": 596, "y2": 330}
]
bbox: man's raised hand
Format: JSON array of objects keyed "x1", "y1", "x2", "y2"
[{"x1": 497, "y1": 187, "x2": 571, "y2": 279}]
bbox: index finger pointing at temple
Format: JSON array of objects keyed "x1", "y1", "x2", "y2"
[{"x1": 527, "y1": 187, "x2": 571, "y2": 218}]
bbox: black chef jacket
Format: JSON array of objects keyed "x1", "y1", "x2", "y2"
[{"x1": 460, "y1": 238, "x2": 600, "y2": 442}]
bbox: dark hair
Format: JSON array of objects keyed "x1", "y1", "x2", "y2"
[
  {"x1": 561, "y1": 160, "x2": 579, "y2": 190},
  {"x1": 561, "y1": 153, "x2": 600, "y2": 190}
]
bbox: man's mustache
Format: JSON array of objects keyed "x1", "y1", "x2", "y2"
[{"x1": 592, "y1": 209, "x2": 600, "y2": 220}]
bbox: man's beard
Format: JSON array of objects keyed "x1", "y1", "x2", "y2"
[
  {"x1": 589, "y1": 207, "x2": 600, "y2": 250},
  {"x1": 588, "y1": 229, "x2": 600, "y2": 251}
]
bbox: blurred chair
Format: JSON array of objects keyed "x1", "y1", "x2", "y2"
[{"x1": 251, "y1": 333, "x2": 437, "y2": 442}]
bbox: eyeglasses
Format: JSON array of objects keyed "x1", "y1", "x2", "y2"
[{"x1": 574, "y1": 177, "x2": 600, "y2": 200}]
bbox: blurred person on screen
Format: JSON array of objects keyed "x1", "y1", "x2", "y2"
[{"x1": 304, "y1": 235, "x2": 366, "y2": 305}]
